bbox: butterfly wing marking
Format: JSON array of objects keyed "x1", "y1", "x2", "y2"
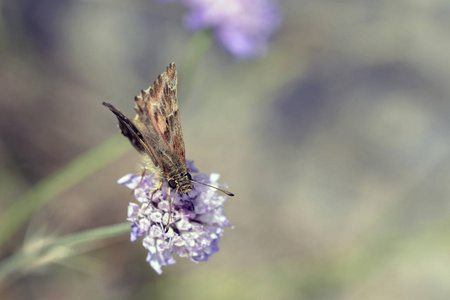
[
  {"x1": 134, "y1": 63, "x2": 187, "y2": 176},
  {"x1": 102, "y1": 102, "x2": 163, "y2": 171}
]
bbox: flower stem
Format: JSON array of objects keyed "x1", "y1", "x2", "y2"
[
  {"x1": 179, "y1": 30, "x2": 213, "y2": 95},
  {"x1": 0, "y1": 222, "x2": 130, "y2": 284},
  {"x1": 0, "y1": 134, "x2": 130, "y2": 247}
]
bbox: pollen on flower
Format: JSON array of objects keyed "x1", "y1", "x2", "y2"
[{"x1": 118, "y1": 160, "x2": 232, "y2": 275}]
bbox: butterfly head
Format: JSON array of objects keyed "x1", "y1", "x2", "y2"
[{"x1": 168, "y1": 172, "x2": 193, "y2": 194}]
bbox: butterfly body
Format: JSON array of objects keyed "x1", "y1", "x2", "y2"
[
  {"x1": 103, "y1": 63, "x2": 233, "y2": 225},
  {"x1": 103, "y1": 62, "x2": 190, "y2": 188}
]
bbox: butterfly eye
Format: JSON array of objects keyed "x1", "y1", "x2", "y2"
[
  {"x1": 168, "y1": 179, "x2": 177, "y2": 189},
  {"x1": 186, "y1": 173, "x2": 192, "y2": 180}
]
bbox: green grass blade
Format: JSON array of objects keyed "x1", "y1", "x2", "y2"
[
  {"x1": 0, "y1": 222, "x2": 130, "y2": 283},
  {"x1": 0, "y1": 134, "x2": 129, "y2": 247}
]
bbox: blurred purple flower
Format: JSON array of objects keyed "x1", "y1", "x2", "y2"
[
  {"x1": 161, "y1": 0, "x2": 282, "y2": 59},
  {"x1": 118, "y1": 160, "x2": 232, "y2": 274}
]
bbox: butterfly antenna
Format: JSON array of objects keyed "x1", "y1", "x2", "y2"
[
  {"x1": 190, "y1": 179, "x2": 234, "y2": 197},
  {"x1": 186, "y1": 193, "x2": 195, "y2": 211}
]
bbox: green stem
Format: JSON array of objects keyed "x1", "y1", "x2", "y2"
[
  {"x1": 179, "y1": 30, "x2": 213, "y2": 95},
  {"x1": 53, "y1": 222, "x2": 130, "y2": 248},
  {"x1": 0, "y1": 222, "x2": 130, "y2": 283},
  {"x1": 0, "y1": 134, "x2": 130, "y2": 247}
]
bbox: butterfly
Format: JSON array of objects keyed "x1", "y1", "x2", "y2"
[{"x1": 103, "y1": 63, "x2": 233, "y2": 229}]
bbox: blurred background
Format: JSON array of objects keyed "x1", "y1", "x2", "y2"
[{"x1": 2, "y1": 0, "x2": 450, "y2": 299}]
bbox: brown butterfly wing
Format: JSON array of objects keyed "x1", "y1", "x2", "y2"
[
  {"x1": 134, "y1": 63, "x2": 187, "y2": 176},
  {"x1": 102, "y1": 102, "x2": 163, "y2": 169}
]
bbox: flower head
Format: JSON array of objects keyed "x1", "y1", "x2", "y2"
[
  {"x1": 162, "y1": 0, "x2": 282, "y2": 59},
  {"x1": 118, "y1": 160, "x2": 232, "y2": 274}
]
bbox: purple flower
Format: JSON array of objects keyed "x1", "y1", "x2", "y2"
[
  {"x1": 162, "y1": 0, "x2": 282, "y2": 59},
  {"x1": 118, "y1": 160, "x2": 232, "y2": 274}
]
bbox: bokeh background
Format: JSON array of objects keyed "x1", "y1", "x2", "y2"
[{"x1": 2, "y1": 0, "x2": 450, "y2": 299}]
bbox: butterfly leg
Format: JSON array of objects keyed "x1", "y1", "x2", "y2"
[
  {"x1": 165, "y1": 186, "x2": 180, "y2": 232},
  {"x1": 149, "y1": 181, "x2": 163, "y2": 201},
  {"x1": 134, "y1": 168, "x2": 163, "y2": 201},
  {"x1": 137, "y1": 177, "x2": 163, "y2": 214},
  {"x1": 132, "y1": 169, "x2": 147, "y2": 192},
  {"x1": 186, "y1": 193, "x2": 195, "y2": 211},
  {"x1": 165, "y1": 186, "x2": 172, "y2": 232}
]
